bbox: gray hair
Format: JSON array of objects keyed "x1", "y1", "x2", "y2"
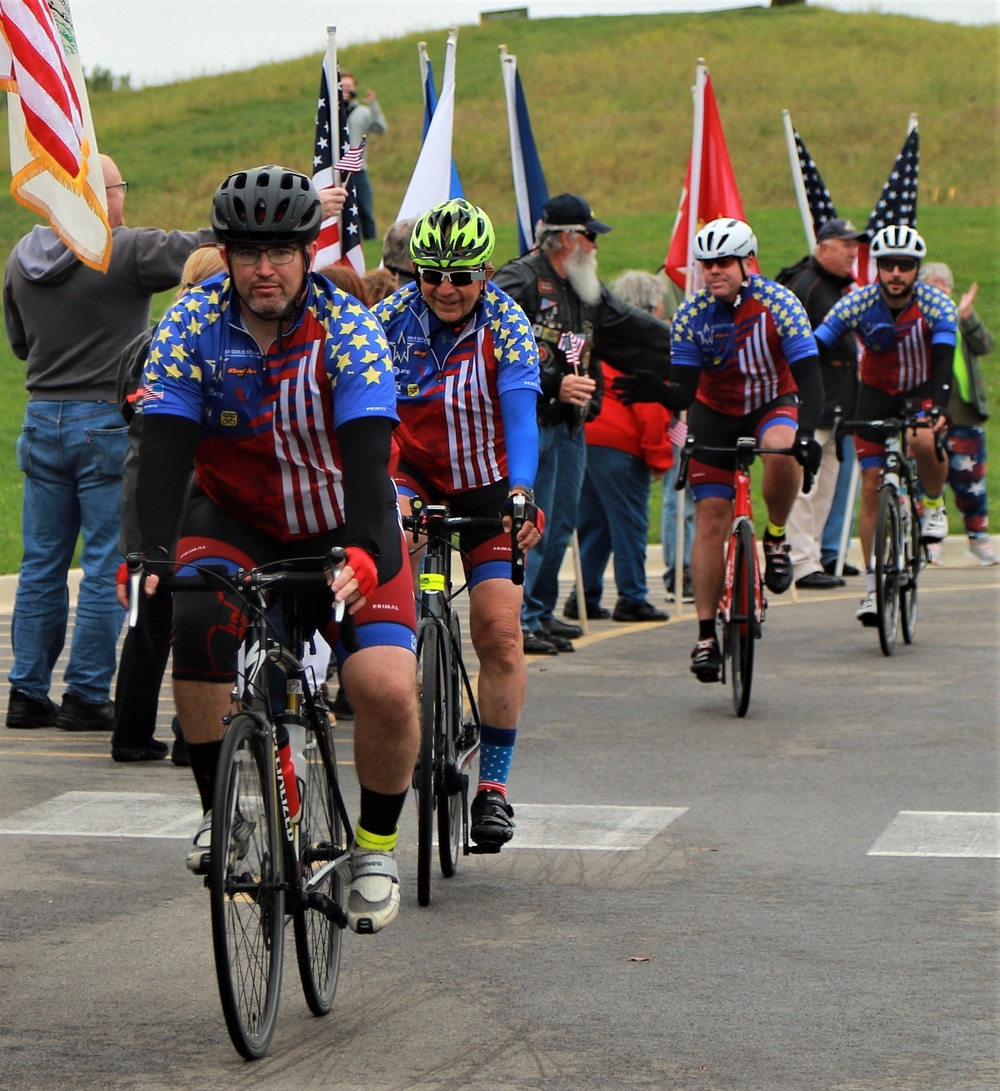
[
  {"x1": 612, "y1": 269, "x2": 663, "y2": 314},
  {"x1": 536, "y1": 223, "x2": 573, "y2": 254},
  {"x1": 381, "y1": 217, "x2": 417, "y2": 275},
  {"x1": 919, "y1": 261, "x2": 953, "y2": 291}
]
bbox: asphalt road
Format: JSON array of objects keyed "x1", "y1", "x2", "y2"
[{"x1": 1, "y1": 554, "x2": 997, "y2": 1090}]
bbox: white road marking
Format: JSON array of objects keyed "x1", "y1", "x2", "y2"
[
  {"x1": 0, "y1": 791, "x2": 200, "y2": 839},
  {"x1": 868, "y1": 811, "x2": 1000, "y2": 858},
  {"x1": 503, "y1": 804, "x2": 688, "y2": 850}
]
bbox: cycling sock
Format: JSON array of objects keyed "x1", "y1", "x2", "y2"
[
  {"x1": 477, "y1": 723, "x2": 517, "y2": 797},
  {"x1": 358, "y1": 785, "x2": 407, "y2": 841},
  {"x1": 698, "y1": 619, "x2": 716, "y2": 641},
  {"x1": 764, "y1": 522, "x2": 787, "y2": 542},
  {"x1": 866, "y1": 570, "x2": 876, "y2": 594},
  {"x1": 923, "y1": 493, "x2": 945, "y2": 508},
  {"x1": 187, "y1": 739, "x2": 223, "y2": 813},
  {"x1": 354, "y1": 822, "x2": 399, "y2": 854}
]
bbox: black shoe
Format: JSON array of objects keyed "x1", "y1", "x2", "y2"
[
  {"x1": 6, "y1": 690, "x2": 58, "y2": 729},
  {"x1": 470, "y1": 789, "x2": 515, "y2": 849},
  {"x1": 824, "y1": 560, "x2": 860, "y2": 577},
  {"x1": 612, "y1": 598, "x2": 670, "y2": 622},
  {"x1": 331, "y1": 685, "x2": 355, "y2": 721},
  {"x1": 690, "y1": 638, "x2": 722, "y2": 683},
  {"x1": 56, "y1": 692, "x2": 114, "y2": 732},
  {"x1": 169, "y1": 716, "x2": 190, "y2": 767},
  {"x1": 540, "y1": 615, "x2": 583, "y2": 640},
  {"x1": 523, "y1": 630, "x2": 559, "y2": 655},
  {"x1": 111, "y1": 739, "x2": 169, "y2": 762},
  {"x1": 543, "y1": 631, "x2": 575, "y2": 652},
  {"x1": 795, "y1": 570, "x2": 845, "y2": 589},
  {"x1": 763, "y1": 539, "x2": 793, "y2": 594},
  {"x1": 663, "y1": 568, "x2": 695, "y2": 605},
  {"x1": 563, "y1": 595, "x2": 611, "y2": 621}
]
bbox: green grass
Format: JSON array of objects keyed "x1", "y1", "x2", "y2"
[{"x1": 0, "y1": 6, "x2": 997, "y2": 572}]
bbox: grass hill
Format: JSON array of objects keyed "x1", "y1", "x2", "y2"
[{"x1": 0, "y1": 5, "x2": 997, "y2": 572}]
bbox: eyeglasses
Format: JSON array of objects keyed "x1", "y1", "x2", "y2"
[
  {"x1": 229, "y1": 245, "x2": 299, "y2": 266},
  {"x1": 699, "y1": 256, "x2": 738, "y2": 270},
  {"x1": 566, "y1": 228, "x2": 598, "y2": 243},
  {"x1": 106, "y1": 181, "x2": 129, "y2": 193},
  {"x1": 876, "y1": 257, "x2": 918, "y2": 273},
  {"x1": 416, "y1": 267, "x2": 487, "y2": 287}
]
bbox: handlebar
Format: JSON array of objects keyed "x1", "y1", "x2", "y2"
[
  {"x1": 833, "y1": 404, "x2": 946, "y2": 464},
  {"x1": 675, "y1": 435, "x2": 815, "y2": 494}
]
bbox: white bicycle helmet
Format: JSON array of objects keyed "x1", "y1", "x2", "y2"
[
  {"x1": 870, "y1": 224, "x2": 927, "y2": 262},
  {"x1": 694, "y1": 218, "x2": 758, "y2": 261}
]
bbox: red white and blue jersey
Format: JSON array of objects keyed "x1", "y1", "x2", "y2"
[
  {"x1": 142, "y1": 271, "x2": 398, "y2": 540},
  {"x1": 815, "y1": 281, "x2": 957, "y2": 396},
  {"x1": 374, "y1": 282, "x2": 541, "y2": 495},
  {"x1": 671, "y1": 274, "x2": 817, "y2": 418}
]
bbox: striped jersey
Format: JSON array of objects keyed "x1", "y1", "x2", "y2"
[
  {"x1": 374, "y1": 283, "x2": 541, "y2": 495},
  {"x1": 815, "y1": 281, "x2": 957, "y2": 396},
  {"x1": 670, "y1": 274, "x2": 817, "y2": 417},
  {"x1": 141, "y1": 271, "x2": 398, "y2": 540}
]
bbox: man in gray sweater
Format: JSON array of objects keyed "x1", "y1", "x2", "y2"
[{"x1": 3, "y1": 153, "x2": 213, "y2": 732}]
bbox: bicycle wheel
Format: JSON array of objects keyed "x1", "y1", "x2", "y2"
[
  {"x1": 437, "y1": 611, "x2": 467, "y2": 877},
  {"x1": 293, "y1": 708, "x2": 346, "y2": 1016},
  {"x1": 900, "y1": 495, "x2": 920, "y2": 645},
  {"x1": 416, "y1": 624, "x2": 445, "y2": 907},
  {"x1": 874, "y1": 485, "x2": 901, "y2": 656},
  {"x1": 726, "y1": 519, "x2": 757, "y2": 718},
  {"x1": 210, "y1": 713, "x2": 284, "y2": 1060}
]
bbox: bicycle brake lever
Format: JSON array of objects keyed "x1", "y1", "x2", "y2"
[{"x1": 509, "y1": 493, "x2": 526, "y2": 587}]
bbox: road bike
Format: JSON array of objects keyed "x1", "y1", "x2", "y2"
[
  {"x1": 836, "y1": 409, "x2": 944, "y2": 656},
  {"x1": 129, "y1": 551, "x2": 352, "y2": 1059},
  {"x1": 401, "y1": 496, "x2": 525, "y2": 907},
  {"x1": 676, "y1": 437, "x2": 813, "y2": 717}
]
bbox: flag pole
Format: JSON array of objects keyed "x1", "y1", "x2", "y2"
[
  {"x1": 782, "y1": 109, "x2": 816, "y2": 250},
  {"x1": 683, "y1": 60, "x2": 707, "y2": 299},
  {"x1": 324, "y1": 27, "x2": 341, "y2": 187}
]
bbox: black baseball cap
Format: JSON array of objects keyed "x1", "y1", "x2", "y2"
[
  {"x1": 541, "y1": 193, "x2": 612, "y2": 234},
  {"x1": 816, "y1": 218, "x2": 864, "y2": 242}
]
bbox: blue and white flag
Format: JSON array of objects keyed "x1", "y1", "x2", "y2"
[
  {"x1": 500, "y1": 47, "x2": 549, "y2": 256},
  {"x1": 419, "y1": 40, "x2": 463, "y2": 199}
]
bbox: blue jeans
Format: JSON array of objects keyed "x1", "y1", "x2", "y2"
[
  {"x1": 11, "y1": 402, "x2": 128, "y2": 703},
  {"x1": 522, "y1": 422, "x2": 586, "y2": 631},
  {"x1": 577, "y1": 446, "x2": 651, "y2": 606},
  {"x1": 660, "y1": 447, "x2": 695, "y2": 572},
  {"x1": 821, "y1": 433, "x2": 857, "y2": 568}
]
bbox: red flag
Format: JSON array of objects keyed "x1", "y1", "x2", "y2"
[{"x1": 664, "y1": 66, "x2": 756, "y2": 294}]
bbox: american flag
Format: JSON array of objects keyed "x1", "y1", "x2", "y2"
[
  {"x1": 667, "y1": 414, "x2": 688, "y2": 448},
  {"x1": 312, "y1": 57, "x2": 364, "y2": 273},
  {"x1": 857, "y1": 126, "x2": 919, "y2": 284},
  {"x1": 336, "y1": 137, "x2": 366, "y2": 176},
  {"x1": 793, "y1": 129, "x2": 838, "y2": 234},
  {"x1": 558, "y1": 331, "x2": 587, "y2": 373}
]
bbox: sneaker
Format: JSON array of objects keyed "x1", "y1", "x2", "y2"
[
  {"x1": 682, "y1": 569, "x2": 695, "y2": 604},
  {"x1": 690, "y1": 638, "x2": 722, "y2": 683},
  {"x1": 563, "y1": 594, "x2": 611, "y2": 621},
  {"x1": 540, "y1": 615, "x2": 583, "y2": 640},
  {"x1": 920, "y1": 505, "x2": 948, "y2": 542},
  {"x1": 6, "y1": 690, "x2": 58, "y2": 729},
  {"x1": 763, "y1": 539, "x2": 793, "y2": 594},
  {"x1": 186, "y1": 811, "x2": 214, "y2": 874},
  {"x1": 612, "y1": 598, "x2": 669, "y2": 622},
  {"x1": 856, "y1": 593, "x2": 878, "y2": 628},
  {"x1": 523, "y1": 629, "x2": 559, "y2": 655},
  {"x1": 967, "y1": 538, "x2": 1000, "y2": 566},
  {"x1": 56, "y1": 692, "x2": 114, "y2": 732},
  {"x1": 345, "y1": 847, "x2": 400, "y2": 934},
  {"x1": 664, "y1": 569, "x2": 694, "y2": 604},
  {"x1": 470, "y1": 789, "x2": 515, "y2": 849},
  {"x1": 926, "y1": 542, "x2": 944, "y2": 566},
  {"x1": 331, "y1": 685, "x2": 355, "y2": 721}
]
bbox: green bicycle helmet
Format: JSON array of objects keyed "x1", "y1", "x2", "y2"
[
  {"x1": 409, "y1": 199, "x2": 495, "y2": 269},
  {"x1": 211, "y1": 165, "x2": 323, "y2": 245}
]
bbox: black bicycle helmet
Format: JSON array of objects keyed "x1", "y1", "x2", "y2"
[{"x1": 211, "y1": 165, "x2": 323, "y2": 245}]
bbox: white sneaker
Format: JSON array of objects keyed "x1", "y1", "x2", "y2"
[
  {"x1": 856, "y1": 593, "x2": 878, "y2": 628},
  {"x1": 967, "y1": 538, "x2": 1000, "y2": 566},
  {"x1": 186, "y1": 810, "x2": 213, "y2": 874},
  {"x1": 920, "y1": 505, "x2": 949, "y2": 542},
  {"x1": 345, "y1": 848, "x2": 400, "y2": 934}
]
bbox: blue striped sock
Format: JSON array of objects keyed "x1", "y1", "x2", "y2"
[{"x1": 477, "y1": 723, "x2": 517, "y2": 797}]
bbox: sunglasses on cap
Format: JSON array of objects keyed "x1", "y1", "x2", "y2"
[
  {"x1": 416, "y1": 267, "x2": 487, "y2": 287},
  {"x1": 876, "y1": 257, "x2": 918, "y2": 273}
]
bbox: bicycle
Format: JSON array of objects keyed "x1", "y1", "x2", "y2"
[
  {"x1": 835, "y1": 408, "x2": 944, "y2": 656},
  {"x1": 676, "y1": 436, "x2": 813, "y2": 717},
  {"x1": 401, "y1": 495, "x2": 525, "y2": 907},
  {"x1": 128, "y1": 550, "x2": 353, "y2": 1060}
]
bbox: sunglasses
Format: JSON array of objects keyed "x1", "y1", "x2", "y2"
[
  {"x1": 699, "y1": 256, "x2": 737, "y2": 270},
  {"x1": 877, "y1": 257, "x2": 918, "y2": 273},
  {"x1": 416, "y1": 267, "x2": 487, "y2": 287},
  {"x1": 566, "y1": 228, "x2": 598, "y2": 243}
]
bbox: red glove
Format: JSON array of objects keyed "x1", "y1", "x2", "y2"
[
  {"x1": 345, "y1": 546, "x2": 378, "y2": 599},
  {"x1": 116, "y1": 562, "x2": 128, "y2": 587}
]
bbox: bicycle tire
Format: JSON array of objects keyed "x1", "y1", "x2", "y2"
[
  {"x1": 437, "y1": 611, "x2": 466, "y2": 877},
  {"x1": 293, "y1": 708, "x2": 346, "y2": 1016},
  {"x1": 727, "y1": 519, "x2": 757, "y2": 718},
  {"x1": 900, "y1": 493, "x2": 920, "y2": 645},
  {"x1": 210, "y1": 713, "x2": 284, "y2": 1060},
  {"x1": 416, "y1": 624, "x2": 443, "y2": 907},
  {"x1": 875, "y1": 485, "x2": 901, "y2": 656}
]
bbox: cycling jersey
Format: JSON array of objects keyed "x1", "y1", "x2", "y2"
[
  {"x1": 815, "y1": 281, "x2": 957, "y2": 398},
  {"x1": 374, "y1": 282, "x2": 541, "y2": 496},
  {"x1": 670, "y1": 274, "x2": 818, "y2": 419},
  {"x1": 142, "y1": 271, "x2": 398, "y2": 540}
]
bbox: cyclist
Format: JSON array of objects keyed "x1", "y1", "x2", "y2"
[
  {"x1": 373, "y1": 199, "x2": 543, "y2": 851},
  {"x1": 814, "y1": 224, "x2": 957, "y2": 626},
  {"x1": 134, "y1": 165, "x2": 419, "y2": 935},
  {"x1": 614, "y1": 218, "x2": 823, "y2": 682}
]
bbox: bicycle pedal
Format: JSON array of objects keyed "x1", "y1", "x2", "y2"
[{"x1": 468, "y1": 843, "x2": 502, "y2": 855}]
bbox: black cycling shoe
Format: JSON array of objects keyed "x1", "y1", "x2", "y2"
[
  {"x1": 690, "y1": 638, "x2": 722, "y2": 683},
  {"x1": 763, "y1": 539, "x2": 793, "y2": 594},
  {"x1": 470, "y1": 789, "x2": 515, "y2": 849}
]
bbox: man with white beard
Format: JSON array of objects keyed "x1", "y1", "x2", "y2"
[{"x1": 493, "y1": 194, "x2": 672, "y2": 653}]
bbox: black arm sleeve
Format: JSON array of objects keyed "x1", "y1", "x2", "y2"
[
  {"x1": 662, "y1": 364, "x2": 701, "y2": 411},
  {"x1": 336, "y1": 415, "x2": 396, "y2": 560},
  {"x1": 789, "y1": 354, "x2": 825, "y2": 436},
  {"x1": 930, "y1": 341, "x2": 954, "y2": 410},
  {"x1": 593, "y1": 290, "x2": 672, "y2": 377},
  {"x1": 137, "y1": 413, "x2": 201, "y2": 557}
]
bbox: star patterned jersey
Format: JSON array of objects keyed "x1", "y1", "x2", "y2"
[
  {"x1": 141, "y1": 271, "x2": 398, "y2": 540},
  {"x1": 374, "y1": 282, "x2": 541, "y2": 495},
  {"x1": 670, "y1": 274, "x2": 818, "y2": 417},
  {"x1": 816, "y1": 281, "x2": 957, "y2": 396}
]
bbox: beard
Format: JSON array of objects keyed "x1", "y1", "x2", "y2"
[{"x1": 564, "y1": 245, "x2": 602, "y2": 306}]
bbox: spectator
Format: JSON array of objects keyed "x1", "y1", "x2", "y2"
[
  {"x1": 341, "y1": 71, "x2": 388, "y2": 241},
  {"x1": 381, "y1": 217, "x2": 417, "y2": 289},
  {"x1": 919, "y1": 262, "x2": 998, "y2": 566},
  {"x1": 777, "y1": 217, "x2": 864, "y2": 589},
  {"x1": 363, "y1": 267, "x2": 399, "y2": 304},
  {"x1": 575, "y1": 270, "x2": 671, "y2": 622},
  {"x1": 3, "y1": 154, "x2": 213, "y2": 732},
  {"x1": 318, "y1": 261, "x2": 367, "y2": 302},
  {"x1": 492, "y1": 193, "x2": 672, "y2": 654}
]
